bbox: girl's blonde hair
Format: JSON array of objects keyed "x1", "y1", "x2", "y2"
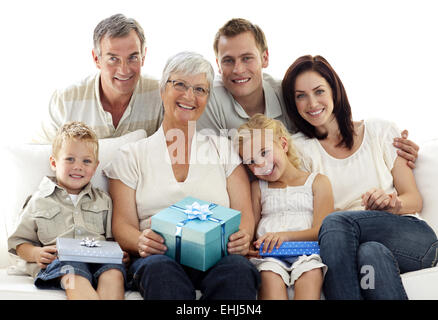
[
  {"x1": 52, "y1": 121, "x2": 99, "y2": 159},
  {"x1": 236, "y1": 113, "x2": 301, "y2": 169}
]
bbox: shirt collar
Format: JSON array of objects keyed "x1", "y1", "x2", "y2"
[
  {"x1": 231, "y1": 76, "x2": 283, "y2": 119},
  {"x1": 94, "y1": 72, "x2": 138, "y2": 118},
  {"x1": 38, "y1": 176, "x2": 94, "y2": 200}
]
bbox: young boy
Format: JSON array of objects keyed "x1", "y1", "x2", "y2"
[{"x1": 8, "y1": 121, "x2": 126, "y2": 300}]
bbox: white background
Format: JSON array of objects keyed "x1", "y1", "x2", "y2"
[{"x1": 1, "y1": 0, "x2": 437, "y2": 145}]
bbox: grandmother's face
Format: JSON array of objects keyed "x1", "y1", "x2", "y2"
[{"x1": 161, "y1": 72, "x2": 209, "y2": 125}]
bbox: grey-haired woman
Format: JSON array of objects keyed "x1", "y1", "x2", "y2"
[{"x1": 103, "y1": 51, "x2": 260, "y2": 299}]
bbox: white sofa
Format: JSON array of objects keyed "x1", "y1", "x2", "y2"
[{"x1": 0, "y1": 132, "x2": 437, "y2": 300}]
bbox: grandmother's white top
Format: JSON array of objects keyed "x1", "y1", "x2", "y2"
[
  {"x1": 292, "y1": 118, "x2": 401, "y2": 213},
  {"x1": 103, "y1": 125, "x2": 241, "y2": 231}
]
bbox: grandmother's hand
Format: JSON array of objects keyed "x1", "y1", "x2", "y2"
[
  {"x1": 227, "y1": 229, "x2": 251, "y2": 256},
  {"x1": 137, "y1": 229, "x2": 167, "y2": 257}
]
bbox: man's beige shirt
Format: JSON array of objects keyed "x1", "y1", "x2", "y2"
[
  {"x1": 197, "y1": 73, "x2": 295, "y2": 136},
  {"x1": 34, "y1": 72, "x2": 163, "y2": 143},
  {"x1": 7, "y1": 176, "x2": 112, "y2": 277}
]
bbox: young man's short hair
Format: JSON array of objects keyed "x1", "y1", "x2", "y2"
[
  {"x1": 52, "y1": 121, "x2": 99, "y2": 159},
  {"x1": 213, "y1": 18, "x2": 268, "y2": 57}
]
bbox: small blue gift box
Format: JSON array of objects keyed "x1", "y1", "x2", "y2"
[
  {"x1": 259, "y1": 241, "x2": 320, "y2": 258},
  {"x1": 151, "y1": 197, "x2": 241, "y2": 271}
]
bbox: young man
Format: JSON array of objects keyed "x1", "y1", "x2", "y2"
[
  {"x1": 197, "y1": 18, "x2": 293, "y2": 136},
  {"x1": 34, "y1": 14, "x2": 163, "y2": 144},
  {"x1": 197, "y1": 18, "x2": 419, "y2": 168}
]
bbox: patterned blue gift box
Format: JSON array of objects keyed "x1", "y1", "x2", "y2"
[
  {"x1": 259, "y1": 241, "x2": 320, "y2": 258},
  {"x1": 151, "y1": 197, "x2": 241, "y2": 271}
]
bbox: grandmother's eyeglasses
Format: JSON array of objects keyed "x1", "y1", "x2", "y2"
[{"x1": 167, "y1": 80, "x2": 209, "y2": 97}]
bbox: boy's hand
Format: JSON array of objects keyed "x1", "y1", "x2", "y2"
[{"x1": 34, "y1": 245, "x2": 57, "y2": 269}]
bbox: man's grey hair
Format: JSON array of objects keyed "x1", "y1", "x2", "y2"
[
  {"x1": 93, "y1": 13, "x2": 146, "y2": 57},
  {"x1": 160, "y1": 51, "x2": 215, "y2": 93}
]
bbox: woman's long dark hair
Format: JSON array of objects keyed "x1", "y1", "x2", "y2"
[{"x1": 282, "y1": 55, "x2": 355, "y2": 149}]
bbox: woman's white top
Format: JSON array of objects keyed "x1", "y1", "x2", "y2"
[
  {"x1": 292, "y1": 118, "x2": 404, "y2": 213},
  {"x1": 103, "y1": 125, "x2": 241, "y2": 231},
  {"x1": 256, "y1": 172, "x2": 318, "y2": 239}
]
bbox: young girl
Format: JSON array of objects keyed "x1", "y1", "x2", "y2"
[{"x1": 236, "y1": 114, "x2": 334, "y2": 300}]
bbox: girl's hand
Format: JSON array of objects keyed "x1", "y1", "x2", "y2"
[
  {"x1": 362, "y1": 189, "x2": 402, "y2": 214},
  {"x1": 246, "y1": 244, "x2": 261, "y2": 259},
  {"x1": 34, "y1": 245, "x2": 57, "y2": 269},
  {"x1": 137, "y1": 229, "x2": 167, "y2": 257},
  {"x1": 254, "y1": 232, "x2": 289, "y2": 254}
]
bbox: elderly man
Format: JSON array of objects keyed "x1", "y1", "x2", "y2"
[
  {"x1": 35, "y1": 14, "x2": 163, "y2": 143},
  {"x1": 197, "y1": 18, "x2": 419, "y2": 168}
]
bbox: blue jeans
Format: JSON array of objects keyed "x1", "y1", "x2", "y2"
[
  {"x1": 35, "y1": 259, "x2": 127, "y2": 289},
  {"x1": 318, "y1": 210, "x2": 438, "y2": 300},
  {"x1": 129, "y1": 254, "x2": 261, "y2": 300}
]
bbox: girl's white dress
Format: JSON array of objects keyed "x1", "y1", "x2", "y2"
[{"x1": 250, "y1": 172, "x2": 327, "y2": 286}]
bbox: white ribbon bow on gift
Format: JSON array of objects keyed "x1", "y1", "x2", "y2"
[{"x1": 183, "y1": 202, "x2": 213, "y2": 221}]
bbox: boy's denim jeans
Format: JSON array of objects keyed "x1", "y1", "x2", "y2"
[
  {"x1": 319, "y1": 210, "x2": 438, "y2": 300},
  {"x1": 129, "y1": 254, "x2": 261, "y2": 300}
]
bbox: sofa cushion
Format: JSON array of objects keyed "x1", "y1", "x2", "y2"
[
  {"x1": 0, "y1": 130, "x2": 147, "y2": 268},
  {"x1": 0, "y1": 268, "x2": 142, "y2": 300},
  {"x1": 414, "y1": 139, "x2": 438, "y2": 234}
]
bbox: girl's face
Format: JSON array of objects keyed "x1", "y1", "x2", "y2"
[
  {"x1": 294, "y1": 70, "x2": 335, "y2": 132},
  {"x1": 240, "y1": 130, "x2": 289, "y2": 182}
]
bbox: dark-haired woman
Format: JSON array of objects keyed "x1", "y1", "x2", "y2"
[{"x1": 281, "y1": 55, "x2": 438, "y2": 299}]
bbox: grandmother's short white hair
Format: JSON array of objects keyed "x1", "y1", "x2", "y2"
[{"x1": 159, "y1": 51, "x2": 214, "y2": 93}]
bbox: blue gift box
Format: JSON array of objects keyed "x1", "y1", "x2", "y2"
[
  {"x1": 259, "y1": 241, "x2": 320, "y2": 258},
  {"x1": 151, "y1": 197, "x2": 241, "y2": 271}
]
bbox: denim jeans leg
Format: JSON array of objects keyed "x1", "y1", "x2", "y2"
[
  {"x1": 357, "y1": 241, "x2": 408, "y2": 300},
  {"x1": 319, "y1": 211, "x2": 363, "y2": 299},
  {"x1": 200, "y1": 254, "x2": 261, "y2": 300},
  {"x1": 130, "y1": 255, "x2": 196, "y2": 300},
  {"x1": 319, "y1": 210, "x2": 438, "y2": 300}
]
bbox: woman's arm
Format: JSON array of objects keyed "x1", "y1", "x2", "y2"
[
  {"x1": 391, "y1": 156, "x2": 423, "y2": 214},
  {"x1": 109, "y1": 178, "x2": 167, "y2": 257},
  {"x1": 362, "y1": 156, "x2": 422, "y2": 214},
  {"x1": 226, "y1": 164, "x2": 255, "y2": 255},
  {"x1": 108, "y1": 178, "x2": 142, "y2": 255}
]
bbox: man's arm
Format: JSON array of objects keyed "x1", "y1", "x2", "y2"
[{"x1": 393, "y1": 130, "x2": 419, "y2": 169}]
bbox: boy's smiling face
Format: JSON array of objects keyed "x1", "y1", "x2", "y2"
[{"x1": 50, "y1": 139, "x2": 99, "y2": 194}]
